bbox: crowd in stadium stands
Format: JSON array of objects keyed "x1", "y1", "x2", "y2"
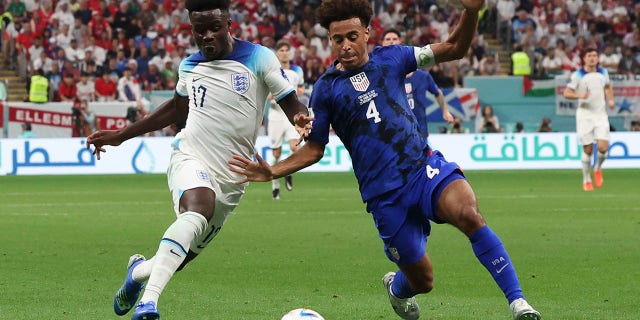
[{"x1": 1, "y1": 0, "x2": 640, "y2": 107}]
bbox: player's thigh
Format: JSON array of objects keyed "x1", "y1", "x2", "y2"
[
  {"x1": 168, "y1": 151, "x2": 244, "y2": 253},
  {"x1": 435, "y1": 179, "x2": 485, "y2": 236},
  {"x1": 576, "y1": 117, "x2": 595, "y2": 145},
  {"x1": 367, "y1": 187, "x2": 428, "y2": 266},
  {"x1": 416, "y1": 151, "x2": 484, "y2": 236},
  {"x1": 593, "y1": 117, "x2": 611, "y2": 142},
  {"x1": 167, "y1": 150, "x2": 216, "y2": 215},
  {"x1": 381, "y1": 209, "x2": 430, "y2": 267}
]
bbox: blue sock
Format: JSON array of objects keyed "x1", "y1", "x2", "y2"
[
  {"x1": 470, "y1": 226, "x2": 523, "y2": 303},
  {"x1": 390, "y1": 270, "x2": 416, "y2": 299}
]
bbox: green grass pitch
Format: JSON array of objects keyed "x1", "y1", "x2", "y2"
[{"x1": 0, "y1": 169, "x2": 638, "y2": 319}]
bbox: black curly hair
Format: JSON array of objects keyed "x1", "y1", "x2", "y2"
[{"x1": 316, "y1": 0, "x2": 373, "y2": 31}]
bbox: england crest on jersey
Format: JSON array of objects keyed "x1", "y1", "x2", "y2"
[
  {"x1": 231, "y1": 72, "x2": 249, "y2": 94},
  {"x1": 350, "y1": 72, "x2": 370, "y2": 92}
]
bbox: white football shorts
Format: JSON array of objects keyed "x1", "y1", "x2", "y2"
[
  {"x1": 167, "y1": 149, "x2": 245, "y2": 254},
  {"x1": 268, "y1": 119, "x2": 298, "y2": 149},
  {"x1": 576, "y1": 115, "x2": 610, "y2": 145}
]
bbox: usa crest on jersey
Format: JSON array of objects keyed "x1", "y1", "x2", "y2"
[
  {"x1": 231, "y1": 72, "x2": 249, "y2": 94},
  {"x1": 405, "y1": 82, "x2": 412, "y2": 94},
  {"x1": 350, "y1": 72, "x2": 370, "y2": 92}
]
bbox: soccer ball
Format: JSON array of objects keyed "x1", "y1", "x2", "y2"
[{"x1": 281, "y1": 308, "x2": 325, "y2": 320}]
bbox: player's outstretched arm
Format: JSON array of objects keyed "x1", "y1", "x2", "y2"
[
  {"x1": 229, "y1": 140, "x2": 325, "y2": 184},
  {"x1": 429, "y1": 0, "x2": 484, "y2": 63},
  {"x1": 86, "y1": 94, "x2": 189, "y2": 159}
]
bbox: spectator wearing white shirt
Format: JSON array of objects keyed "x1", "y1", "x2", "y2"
[
  {"x1": 170, "y1": 0, "x2": 189, "y2": 24},
  {"x1": 51, "y1": 1, "x2": 75, "y2": 27},
  {"x1": 27, "y1": 36, "x2": 45, "y2": 65},
  {"x1": 32, "y1": 51, "x2": 54, "y2": 74},
  {"x1": 87, "y1": 40, "x2": 106, "y2": 67},
  {"x1": 117, "y1": 66, "x2": 142, "y2": 102},
  {"x1": 430, "y1": 11, "x2": 451, "y2": 42},
  {"x1": 599, "y1": 45, "x2": 621, "y2": 74},
  {"x1": 377, "y1": 2, "x2": 403, "y2": 30},
  {"x1": 64, "y1": 38, "x2": 85, "y2": 65},
  {"x1": 76, "y1": 72, "x2": 96, "y2": 102},
  {"x1": 54, "y1": 23, "x2": 73, "y2": 48},
  {"x1": 541, "y1": 47, "x2": 563, "y2": 76},
  {"x1": 239, "y1": 14, "x2": 258, "y2": 41}
]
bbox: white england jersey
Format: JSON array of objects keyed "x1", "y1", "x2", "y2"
[
  {"x1": 268, "y1": 64, "x2": 304, "y2": 122},
  {"x1": 566, "y1": 67, "x2": 610, "y2": 119},
  {"x1": 173, "y1": 39, "x2": 295, "y2": 184}
]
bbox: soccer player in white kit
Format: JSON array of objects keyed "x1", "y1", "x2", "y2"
[
  {"x1": 268, "y1": 39, "x2": 307, "y2": 199},
  {"x1": 85, "y1": 0, "x2": 312, "y2": 319},
  {"x1": 563, "y1": 48, "x2": 615, "y2": 191}
]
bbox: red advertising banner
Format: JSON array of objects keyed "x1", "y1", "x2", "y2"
[{"x1": 4, "y1": 102, "x2": 133, "y2": 138}]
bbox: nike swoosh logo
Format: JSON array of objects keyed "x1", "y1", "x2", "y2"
[
  {"x1": 169, "y1": 249, "x2": 181, "y2": 257},
  {"x1": 496, "y1": 263, "x2": 510, "y2": 274},
  {"x1": 193, "y1": 76, "x2": 205, "y2": 82}
]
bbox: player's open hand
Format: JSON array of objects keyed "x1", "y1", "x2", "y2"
[
  {"x1": 460, "y1": 0, "x2": 485, "y2": 12},
  {"x1": 229, "y1": 152, "x2": 273, "y2": 184},
  {"x1": 85, "y1": 130, "x2": 122, "y2": 160},
  {"x1": 293, "y1": 113, "x2": 314, "y2": 146}
]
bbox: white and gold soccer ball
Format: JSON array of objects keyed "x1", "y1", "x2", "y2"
[{"x1": 281, "y1": 308, "x2": 325, "y2": 320}]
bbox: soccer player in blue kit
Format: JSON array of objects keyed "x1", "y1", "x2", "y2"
[
  {"x1": 229, "y1": 0, "x2": 540, "y2": 319},
  {"x1": 381, "y1": 29, "x2": 454, "y2": 137}
]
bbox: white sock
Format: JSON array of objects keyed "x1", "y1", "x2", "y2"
[
  {"x1": 272, "y1": 156, "x2": 280, "y2": 189},
  {"x1": 581, "y1": 151, "x2": 592, "y2": 183},
  {"x1": 595, "y1": 151, "x2": 606, "y2": 171},
  {"x1": 132, "y1": 256, "x2": 155, "y2": 283},
  {"x1": 139, "y1": 211, "x2": 208, "y2": 305}
]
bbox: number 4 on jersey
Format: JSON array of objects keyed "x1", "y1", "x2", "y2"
[
  {"x1": 366, "y1": 100, "x2": 381, "y2": 123},
  {"x1": 426, "y1": 165, "x2": 440, "y2": 179}
]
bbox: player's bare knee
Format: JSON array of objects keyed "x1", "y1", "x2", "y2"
[{"x1": 455, "y1": 205, "x2": 486, "y2": 236}]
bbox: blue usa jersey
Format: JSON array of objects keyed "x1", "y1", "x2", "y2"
[
  {"x1": 308, "y1": 45, "x2": 432, "y2": 202},
  {"x1": 405, "y1": 69, "x2": 440, "y2": 137}
]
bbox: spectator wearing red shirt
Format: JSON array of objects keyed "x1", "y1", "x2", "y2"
[
  {"x1": 29, "y1": 10, "x2": 48, "y2": 37},
  {"x1": 57, "y1": 73, "x2": 77, "y2": 102},
  {"x1": 257, "y1": 14, "x2": 276, "y2": 39},
  {"x1": 88, "y1": 10, "x2": 112, "y2": 40},
  {"x1": 95, "y1": 71, "x2": 117, "y2": 101},
  {"x1": 106, "y1": 0, "x2": 119, "y2": 17},
  {"x1": 86, "y1": 0, "x2": 101, "y2": 12},
  {"x1": 16, "y1": 22, "x2": 37, "y2": 53},
  {"x1": 243, "y1": 0, "x2": 259, "y2": 17},
  {"x1": 35, "y1": 0, "x2": 55, "y2": 26}
]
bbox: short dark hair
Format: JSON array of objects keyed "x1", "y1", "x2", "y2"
[
  {"x1": 185, "y1": 0, "x2": 230, "y2": 13},
  {"x1": 382, "y1": 28, "x2": 401, "y2": 40},
  {"x1": 316, "y1": 0, "x2": 373, "y2": 31},
  {"x1": 275, "y1": 39, "x2": 291, "y2": 51},
  {"x1": 581, "y1": 47, "x2": 598, "y2": 58}
]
